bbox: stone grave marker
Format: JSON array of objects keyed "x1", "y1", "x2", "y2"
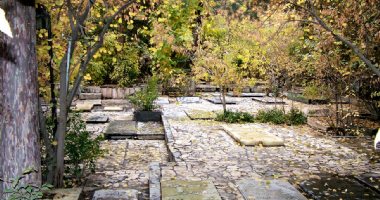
[
  {"x1": 185, "y1": 110, "x2": 217, "y2": 120},
  {"x1": 161, "y1": 180, "x2": 222, "y2": 200},
  {"x1": 48, "y1": 188, "x2": 82, "y2": 200},
  {"x1": 206, "y1": 98, "x2": 237, "y2": 105},
  {"x1": 103, "y1": 106, "x2": 124, "y2": 111},
  {"x1": 177, "y1": 97, "x2": 201, "y2": 104},
  {"x1": 223, "y1": 125, "x2": 284, "y2": 146},
  {"x1": 252, "y1": 97, "x2": 285, "y2": 104},
  {"x1": 227, "y1": 92, "x2": 265, "y2": 97},
  {"x1": 300, "y1": 175, "x2": 380, "y2": 200},
  {"x1": 92, "y1": 189, "x2": 139, "y2": 200},
  {"x1": 237, "y1": 179, "x2": 307, "y2": 200},
  {"x1": 75, "y1": 103, "x2": 94, "y2": 112},
  {"x1": 104, "y1": 120, "x2": 137, "y2": 139},
  {"x1": 86, "y1": 115, "x2": 109, "y2": 124}
]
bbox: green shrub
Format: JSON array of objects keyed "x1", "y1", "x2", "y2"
[
  {"x1": 255, "y1": 108, "x2": 286, "y2": 124},
  {"x1": 286, "y1": 108, "x2": 307, "y2": 125},
  {"x1": 65, "y1": 113, "x2": 105, "y2": 183},
  {"x1": 216, "y1": 110, "x2": 254, "y2": 123},
  {"x1": 2, "y1": 168, "x2": 52, "y2": 200},
  {"x1": 128, "y1": 77, "x2": 159, "y2": 111}
]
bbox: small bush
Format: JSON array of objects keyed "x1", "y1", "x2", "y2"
[
  {"x1": 216, "y1": 110, "x2": 254, "y2": 123},
  {"x1": 65, "y1": 113, "x2": 105, "y2": 183},
  {"x1": 255, "y1": 108, "x2": 286, "y2": 124},
  {"x1": 286, "y1": 108, "x2": 307, "y2": 125},
  {"x1": 128, "y1": 77, "x2": 159, "y2": 111}
]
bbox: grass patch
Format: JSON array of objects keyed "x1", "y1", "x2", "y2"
[
  {"x1": 216, "y1": 110, "x2": 254, "y2": 123},
  {"x1": 256, "y1": 108, "x2": 307, "y2": 125}
]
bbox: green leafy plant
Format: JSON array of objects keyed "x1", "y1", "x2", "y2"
[
  {"x1": 303, "y1": 84, "x2": 327, "y2": 100},
  {"x1": 216, "y1": 110, "x2": 254, "y2": 123},
  {"x1": 65, "y1": 113, "x2": 105, "y2": 183},
  {"x1": 128, "y1": 77, "x2": 159, "y2": 111},
  {"x1": 286, "y1": 108, "x2": 307, "y2": 125},
  {"x1": 2, "y1": 168, "x2": 52, "y2": 200},
  {"x1": 256, "y1": 108, "x2": 286, "y2": 124}
]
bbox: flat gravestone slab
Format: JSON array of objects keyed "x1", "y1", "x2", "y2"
[
  {"x1": 162, "y1": 180, "x2": 221, "y2": 200},
  {"x1": 355, "y1": 173, "x2": 380, "y2": 194},
  {"x1": 237, "y1": 179, "x2": 307, "y2": 200},
  {"x1": 79, "y1": 93, "x2": 102, "y2": 100},
  {"x1": 75, "y1": 103, "x2": 94, "y2": 112},
  {"x1": 104, "y1": 120, "x2": 137, "y2": 139},
  {"x1": 206, "y1": 98, "x2": 237, "y2": 105},
  {"x1": 252, "y1": 97, "x2": 285, "y2": 104},
  {"x1": 103, "y1": 106, "x2": 124, "y2": 111},
  {"x1": 185, "y1": 110, "x2": 217, "y2": 120},
  {"x1": 223, "y1": 125, "x2": 284, "y2": 146},
  {"x1": 83, "y1": 99, "x2": 102, "y2": 106},
  {"x1": 92, "y1": 189, "x2": 138, "y2": 200},
  {"x1": 300, "y1": 175, "x2": 380, "y2": 200},
  {"x1": 155, "y1": 97, "x2": 170, "y2": 105},
  {"x1": 86, "y1": 116, "x2": 109, "y2": 124},
  {"x1": 177, "y1": 97, "x2": 201, "y2": 104},
  {"x1": 227, "y1": 92, "x2": 265, "y2": 97}
]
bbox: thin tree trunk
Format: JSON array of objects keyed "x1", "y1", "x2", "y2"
[
  {"x1": 221, "y1": 86, "x2": 227, "y2": 114},
  {"x1": 0, "y1": 0, "x2": 41, "y2": 198}
]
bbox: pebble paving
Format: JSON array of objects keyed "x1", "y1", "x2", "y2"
[{"x1": 78, "y1": 96, "x2": 379, "y2": 200}]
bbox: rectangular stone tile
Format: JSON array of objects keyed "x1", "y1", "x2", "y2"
[
  {"x1": 185, "y1": 110, "x2": 217, "y2": 120},
  {"x1": 75, "y1": 103, "x2": 94, "y2": 112},
  {"x1": 237, "y1": 179, "x2": 307, "y2": 200},
  {"x1": 103, "y1": 106, "x2": 124, "y2": 111},
  {"x1": 223, "y1": 125, "x2": 284, "y2": 146},
  {"x1": 162, "y1": 180, "x2": 222, "y2": 200},
  {"x1": 177, "y1": 97, "x2": 201, "y2": 104},
  {"x1": 86, "y1": 116, "x2": 109, "y2": 124},
  {"x1": 92, "y1": 189, "x2": 138, "y2": 200}
]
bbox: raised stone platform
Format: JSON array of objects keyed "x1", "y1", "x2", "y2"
[
  {"x1": 86, "y1": 115, "x2": 109, "y2": 124},
  {"x1": 223, "y1": 125, "x2": 284, "y2": 146},
  {"x1": 185, "y1": 110, "x2": 217, "y2": 120},
  {"x1": 161, "y1": 180, "x2": 222, "y2": 200},
  {"x1": 75, "y1": 103, "x2": 94, "y2": 112},
  {"x1": 237, "y1": 179, "x2": 307, "y2": 200},
  {"x1": 104, "y1": 120, "x2": 137, "y2": 139}
]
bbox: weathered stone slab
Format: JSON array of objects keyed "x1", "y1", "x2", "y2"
[
  {"x1": 75, "y1": 103, "x2": 94, "y2": 112},
  {"x1": 92, "y1": 189, "x2": 139, "y2": 200},
  {"x1": 223, "y1": 125, "x2": 284, "y2": 146},
  {"x1": 86, "y1": 116, "x2": 109, "y2": 124},
  {"x1": 300, "y1": 175, "x2": 380, "y2": 200},
  {"x1": 48, "y1": 188, "x2": 82, "y2": 200},
  {"x1": 103, "y1": 106, "x2": 124, "y2": 111},
  {"x1": 227, "y1": 92, "x2": 265, "y2": 97},
  {"x1": 161, "y1": 180, "x2": 222, "y2": 200},
  {"x1": 196, "y1": 84, "x2": 218, "y2": 92},
  {"x1": 252, "y1": 97, "x2": 285, "y2": 104},
  {"x1": 307, "y1": 117, "x2": 329, "y2": 132},
  {"x1": 135, "y1": 122, "x2": 165, "y2": 140},
  {"x1": 155, "y1": 97, "x2": 170, "y2": 105},
  {"x1": 237, "y1": 179, "x2": 307, "y2": 200},
  {"x1": 79, "y1": 93, "x2": 102, "y2": 100},
  {"x1": 177, "y1": 97, "x2": 201, "y2": 104},
  {"x1": 307, "y1": 109, "x2": 331, "y2": 117},
  {"x1": 206, "y1": 98, "x2": 237, "y2": 105},
  {"x1": 104, "y1": 120, "x2": 137, "y2": 139},
  {"x1": 355, "y1": 173, "x2": 380, "y2": 194},
  {"x1": 185, "y1": 110, "x2": 217, "y2": 120}
]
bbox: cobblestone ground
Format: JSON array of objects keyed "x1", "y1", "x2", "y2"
[
  {"x1": 160, "y1": 96, "x2": 380, "y2": 199},
  {"x1": 79, "y1": 101, "x2": 168, "y2": 199},
  {"x1": 79, "y1": 97, "x2": 379, "y2": 200}
]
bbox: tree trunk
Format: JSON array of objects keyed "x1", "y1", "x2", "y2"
[
  {"x1": 0, "y1": 0, "x2": 41, "y2": 198},
  {"x1": 221, "y1": 86, "x2": 227, "y2": 114}
]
